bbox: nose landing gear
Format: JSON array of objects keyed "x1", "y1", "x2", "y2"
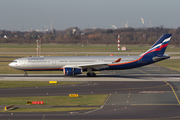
[{"x1": 24, "y1": 71, "x2": 28, "y2": 77}]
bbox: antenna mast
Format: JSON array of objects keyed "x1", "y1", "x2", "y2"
[
  {"x1": 36, "y1": 38, "x2": 41, "y2": 57},
  {"x1": 118, "y1": 34, "x2": 120, "y2": 51}
]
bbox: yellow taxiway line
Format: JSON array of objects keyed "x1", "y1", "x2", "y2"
[
  {"x1": 135, "y1": 68, "x2": 151, "y2": 75},
  {"x1": 163, "y1": 80, "x2": 180, "y2": 104}
]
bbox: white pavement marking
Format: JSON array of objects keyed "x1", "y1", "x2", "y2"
[
  {"x1": 0, "y1": 77, "x2": 180, "y2": 81},
  {"x1": 0, "y1": 77, "x2": 156, "y2": 81},
  {"x1": 0, "y1": 74, "x2": 180, "y2": 81},
  {"x1": 3, "y1": 77, "x2": 64, "y2": 81},
  {"x1": 169, "y1": 77, "x2": 180, "y2": 79},
  {"x1": 84, "y1": 93, "x2": 111, "y2": 114}
]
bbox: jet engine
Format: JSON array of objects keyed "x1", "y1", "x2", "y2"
[{"x1": 63, "y1": 67, "x2": 82, "y2": 76}]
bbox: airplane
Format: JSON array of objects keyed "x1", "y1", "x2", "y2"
[{"x1": 9, "y1": 34, "x2": 172, "y2": 77}]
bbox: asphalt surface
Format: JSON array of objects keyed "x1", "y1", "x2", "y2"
[
  {"x1": 1, "y1": 64, "x2": 180, "y2": 119},
  {"x1": 0, "y1": 64, "x2": 180, "y2": 82},
  {"x1": 0, "y1": 52, "x2": 180, "y2": 55}
]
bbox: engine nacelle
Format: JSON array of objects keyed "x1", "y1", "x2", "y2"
[{"x1": 63, "y1": 67, "x2": 82, "y2": 76}]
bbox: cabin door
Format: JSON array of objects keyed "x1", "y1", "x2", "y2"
[
  {"x1": 22, "y1": 59, "x2": 25, "y2": 65},
  {"x1": 52, "y1": 59, "x2": 56, "y2": 65}
]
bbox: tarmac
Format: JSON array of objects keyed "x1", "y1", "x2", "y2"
[
  {"x1": 0, "y1": 52, "x2": 179, "y2": 55},
  {"x1": 0, "y1": 64, "x2": 180, "y2": 119},
  {"x1": 0, "y1": 64, "x2": 179, "y2": 82}
]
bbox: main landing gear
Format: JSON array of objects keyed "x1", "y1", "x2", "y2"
[
  {"x1": 86, "y1": 68, "x2": 96, "y2": 77},
  {"x1": 24, "y1": 71, "x2": 28, "y2": 77},
  {"x1": 87, "y1": 72, "x2": 96, "y2": 77}
]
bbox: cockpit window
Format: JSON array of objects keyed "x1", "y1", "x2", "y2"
[{"x1": 13, "y1": 61, "x2": 17, "y2": 63}]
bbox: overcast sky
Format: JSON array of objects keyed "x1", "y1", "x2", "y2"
[{"x1": 0, "y1": 0, "x2": 179, "y2": 31}]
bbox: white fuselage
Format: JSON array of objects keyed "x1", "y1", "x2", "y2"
[{"x1": 9, "y1": 55, "x2": 140, "y2": 71}]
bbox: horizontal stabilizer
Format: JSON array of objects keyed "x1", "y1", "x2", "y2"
[{"x1": 153, "y1": 56, "x2": 170, "y2": 61}]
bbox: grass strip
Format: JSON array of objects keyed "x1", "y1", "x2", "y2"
[
  {"x1": 0, "y1": 44, "x2": 148, "y2": 52},
  {"x1": 0, "y1": 81, "x2": 83, "y2": 88},
  {"x1": 2, "y1": 107, "x2": 99, "y2": 112},
  {"x1": 0, "y1": 94, "x2": 108, "y2": 106},
  {"x1": 155, "y1": 59, "x2": 180, "y2": 71},
  {"x1": 0, "y1": 44, "x2": 179, "y2": 52}
]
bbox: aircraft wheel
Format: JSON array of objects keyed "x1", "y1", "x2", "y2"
[
  {"x1": 24, "y1": 71, "x2": 28, "y2": 77},
  {"x1": 92, "y1": 73, "x2": 96, "y2": 77},
  {"x1": 87, "y1": 73, "x2": 91, "y2": 77},
  {"x1": 24, "y1": 73, "x2": 28, "y2": 77}
]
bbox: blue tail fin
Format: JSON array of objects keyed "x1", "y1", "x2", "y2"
[{"x1": 141, "y1": 34, "x2": 172, "y2": 57}]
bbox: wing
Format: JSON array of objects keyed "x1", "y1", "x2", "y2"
[
  {"x1": 78, "y1": 62, "x2": 109, "y2": 70},
  {"x1": 78, "y1": 58, "x2": 121, "y2": 69},
  {"x1": 63, "y1": 58, "x2": 121, "y2": 70}
]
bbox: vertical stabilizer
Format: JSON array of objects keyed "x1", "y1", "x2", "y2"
[{"x1": 141, "y1": 34, "x2": 171, "y2": 57}]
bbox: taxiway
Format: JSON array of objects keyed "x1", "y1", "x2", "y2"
[{"x1": 0, "y1": 64, "x2": 180, "y2": 119}]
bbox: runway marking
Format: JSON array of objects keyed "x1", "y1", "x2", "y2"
[
  {"x1": 59, "y1": 83, "x2": 169, "y2": 93},
  {"x1": 135, "y1": 68, "x2": 151, "y2": 75},
  {"x1": 165, "y1": 91, "x2": 180, "y2": 92},
  {"x1": 139, "y1": 91, "x2": 180, "y2": 93},
  {"x1": 18, "y1": 80, "x2": 167, "y2": 94},
  {"x1": 169, "y1": 77, "x2": 180, "y2": 79},
  {"x1": 84, "y1": 93, "x2": 111, "y2": 114},
  {"x1": 131, "y1": 104, "x2": 180, "y2": 105},
  {"x1": 163, "y1": 80, "x2": 180, "y2": 104},
  {"x1": 139, "y1": 91, "x2": 166, "y2": 93},
  {"x1": 118, "y1": 83, "x2": 168, "y2": 90},
  {"x1": 168, "y1": 116, "x2": 180, "y2": 118}
]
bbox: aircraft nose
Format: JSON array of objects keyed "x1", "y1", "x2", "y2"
[
  {"x1": 9, "y1": 62, "x2": 16, "y2": 68},
  {"x1": 9, "y1": 62, "x2": 13, "y2": 67}
]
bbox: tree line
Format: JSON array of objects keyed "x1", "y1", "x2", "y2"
[{"x1": 0, "y1": 27, "x2": 180, "y2": 47}]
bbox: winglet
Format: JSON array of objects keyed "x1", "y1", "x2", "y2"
[{"x1": 114, "y1": 58, "x2": 121, "y2": 63}]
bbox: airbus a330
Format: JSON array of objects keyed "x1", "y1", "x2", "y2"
[{"x1": 9, "y1": 34, "x2": 172, "y2": 77}]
